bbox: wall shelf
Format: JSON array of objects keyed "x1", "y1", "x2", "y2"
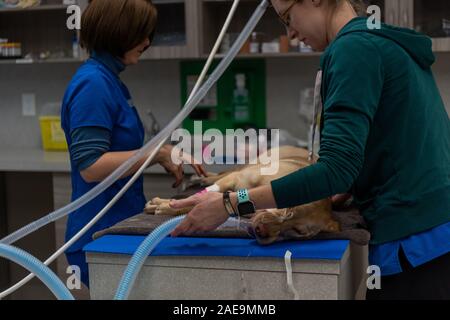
[
  {"x1": 0, "y1": 4, "x2": 69, "y2": 13},
  {"x1": 0, "y1": 57, "x2": 82, "y2": 64},
  {"x1": 0, "y1": 0, "x2": 448, "y2": 65},
  {"x1": 432, "y1": 38, "x2": 450, "y2": 52},
  {"x1": 0, "y1": 51, "x2": 322, "y2": 64},
  {"x1": 201, "y1": 52, "x2": 322, "y2": 60}
]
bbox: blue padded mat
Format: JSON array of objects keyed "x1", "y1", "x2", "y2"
[{"x1": 84, "y1": 235, "x2": 350, "y2": 261}]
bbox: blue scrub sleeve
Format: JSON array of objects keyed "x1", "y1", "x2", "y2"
[
  {"x1": 70, "y1": 126, "x2": 111, "y2": 171},
  {"x1": 68, "y1": 75, "x2": 117, "y2": 133}
]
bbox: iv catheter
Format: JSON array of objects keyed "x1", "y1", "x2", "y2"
[{"x1": 0, "y1": 0, "x2": 269, "y2": 299}]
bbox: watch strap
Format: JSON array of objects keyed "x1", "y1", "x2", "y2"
[
  {"x1": 223, "y1": 192, "x2": 238, "y2": 217},
  {"x1": 237, "y1": 189, "x2": 250, "y2": 204}
]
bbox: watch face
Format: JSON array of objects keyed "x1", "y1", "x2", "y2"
[{"x1": 238, "y1": 201, "x2": 255, "y2": 215}]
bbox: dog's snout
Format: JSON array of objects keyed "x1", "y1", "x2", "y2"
[
  {"x1": 248, "y1": 224, "x2": 268, "y2": 238},
  {"x1": 255, "y1": 226, "x2": 263, "y2": 236}
]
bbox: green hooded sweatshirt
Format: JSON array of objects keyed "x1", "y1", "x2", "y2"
[{"x1": 271, "y1": 17, "x2": 450, "y2": 245}]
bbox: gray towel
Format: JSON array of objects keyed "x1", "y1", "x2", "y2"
[{"x1": 93, "y1": 207, "x2": 370, "y2": 245}]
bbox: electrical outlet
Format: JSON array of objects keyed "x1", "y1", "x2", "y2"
[{"x1": 22, "y1": 93, "x2": 36, "y2": 117}]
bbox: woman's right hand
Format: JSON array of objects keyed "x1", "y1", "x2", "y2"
[{"x1": 154, "y1": 144, "x2": 208, "y2": 188}]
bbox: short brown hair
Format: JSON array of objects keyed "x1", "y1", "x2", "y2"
[{"x1": 80, "y1": 0, "x2": 157, "y2": 57}]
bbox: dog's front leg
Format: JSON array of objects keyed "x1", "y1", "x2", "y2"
[{"x1": 144, "y1": 197, "x2": 193, "y2": 216}]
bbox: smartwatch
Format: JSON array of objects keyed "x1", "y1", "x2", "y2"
[{"x1": 237, "y1": 189, "x2": 256, "y2": 215}]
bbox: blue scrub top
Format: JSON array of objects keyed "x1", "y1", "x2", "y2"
[{"x1": 61, "y1": 52, "x2": 147, "y2": 253}]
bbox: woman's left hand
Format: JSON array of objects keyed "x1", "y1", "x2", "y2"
[
  {"x1": 169, "y1": 192, "x2": 229, "y2": 237},
  {"x1": 331, "y1": 193, "x2": 352, "y2": 209}
]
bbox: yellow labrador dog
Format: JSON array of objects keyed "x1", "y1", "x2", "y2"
[{"x1": 145, "y1": 146, "x2": 340, "y2": 244}]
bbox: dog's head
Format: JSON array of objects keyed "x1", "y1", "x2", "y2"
[{"x1": 248, "y1": 209, "x2": 293, "y2": 245}]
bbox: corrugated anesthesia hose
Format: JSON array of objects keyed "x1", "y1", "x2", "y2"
[
  {"x1": 114, "y1": 215, "x2": 185, "y2": 300},
  {"x1": 0, "y1": 244, "x2": 74, "y2": 300},
  {"x1": 114, "y1": 216, "x2": 245, "y2": 300}
]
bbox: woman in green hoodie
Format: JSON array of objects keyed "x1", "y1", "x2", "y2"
[{"x1": 169, "y1": 0, "x2": 450, "y2": 299}]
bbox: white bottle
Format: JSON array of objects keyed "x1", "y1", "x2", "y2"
[
  {"x1": 72, "y1": 34, "x2": 80, "y2": 59},
  {"x1": 249, "y1": 32, "x2": 259, "y2": 54}
]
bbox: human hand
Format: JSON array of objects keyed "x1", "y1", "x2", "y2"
[
  {"x1": 156, "y1": 144, "x2": 208, "y2": 188},
  {"x1": 331, "y1": 193, "x2": 352, "y2": 209},
  {"x1": 169, "y1": 192, "x2": 229, "y2": 237}
]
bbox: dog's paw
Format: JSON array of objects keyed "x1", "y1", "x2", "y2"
[
  {"x1": 144, "y1": 203, "x2": 158, "y2": 214},
  {"x1": 144, "y1": 197, "x2": 170, "y2": 215},
  {"x1": 154, "y1": 202, "x2": 185, "y2": 216},
  {"x1": 144, "y1": 197, "x2": 190, "y2": 216}
]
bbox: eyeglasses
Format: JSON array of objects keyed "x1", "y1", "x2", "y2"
[{"x1": 273, "y1": 0, "x2": 298, "y2": 28}]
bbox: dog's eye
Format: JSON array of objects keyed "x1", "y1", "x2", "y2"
[{"x1": 255, "y1": 226, "x2": 262, "y2": 236}]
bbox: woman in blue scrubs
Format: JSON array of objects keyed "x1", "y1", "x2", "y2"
[{"x1": 60, "y1": 0, "x2": 206, "y2": 287}]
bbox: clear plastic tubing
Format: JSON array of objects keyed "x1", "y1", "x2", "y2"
[
  {"x1": 0, "y1": 0, "x2": 270, "y2": 247},
  {"x1": 0, "y1": 244, "x2": 74, "y2": 300},
  {"x1": 0, "y1": 0, "x2": 245, "y2": 299}
]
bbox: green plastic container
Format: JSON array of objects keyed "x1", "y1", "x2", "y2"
[{"x1": 180, "y1": 59, "x2": 266, "y2": 133}]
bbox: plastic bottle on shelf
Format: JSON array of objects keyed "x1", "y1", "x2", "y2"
[
  {"x1": 249, "y1": 32, "x2": 259, "y2": 54},
  {"x1": 279, "y1": 35, "x2": 290, "y2": 53},
  {"x1": 12, "y1": 42, "x2": 21, "y2": 58},
  {"x1": 0, "y1": 38, "x2": 7, "y2": 58},
  {"x1": 72, "y1": 33, "x2": 80, "y2": 59},
  {"x1": 232, "y1": 74, "x2": 251, "y2": 123},
  {"x1": 290, "y1": 38, "x2": 300, "y2": 52},
  {"x1": 3, "y1": 43, "x2": 11, "y2": 58},
  {"x1": 300, "y1": 41, "x2": 313, "y2": 53}
]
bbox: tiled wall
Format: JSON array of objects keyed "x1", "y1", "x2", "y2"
[{"x1": 0, "y1": 53, "x2": 449, "y2": 149}]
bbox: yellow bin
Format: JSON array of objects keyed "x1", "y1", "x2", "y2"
[{"x1": 39, "y1": 116, "x2": 68, "y2": 151}]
